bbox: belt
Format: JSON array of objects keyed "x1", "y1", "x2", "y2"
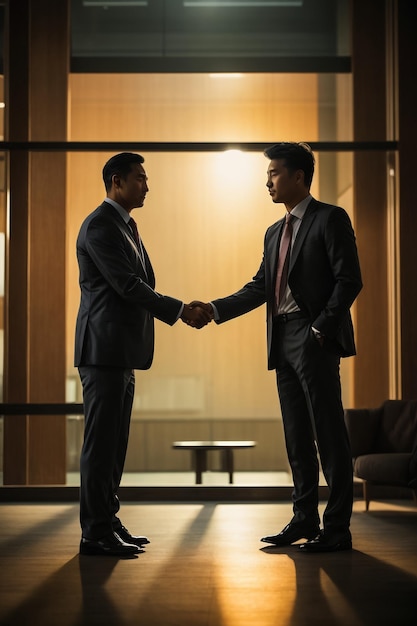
[{"x1": 274, "y1": 311, "x2": 307, "y2": 323}]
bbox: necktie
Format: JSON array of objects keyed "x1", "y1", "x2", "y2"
[
  {"x1": 275, "y1": 213, "x2": 293, "y2": 310},
  {"x1": 128, "y1": 217, "x2": 140, "y2": 247},
  {"x1": 128, "y1": 216, "x2": 148, "y2": 279}
]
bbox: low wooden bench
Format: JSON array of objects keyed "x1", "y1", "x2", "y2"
[{"x1": 172, "y1": 440, "x2": 257, "y2": 484}]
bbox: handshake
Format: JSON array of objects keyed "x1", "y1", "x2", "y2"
[{"x1": 180, "y1": 301, "x2": 214, "y2": 329}]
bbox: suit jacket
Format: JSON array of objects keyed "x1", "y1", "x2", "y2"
[
  {"x1": 212, "y1": 198, "x2": 363, "y2": 369},
  {"x1": 74, "y1": 201, "x2": 182, "y2": 370}
]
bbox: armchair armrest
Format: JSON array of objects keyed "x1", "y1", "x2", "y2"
[{"x1": 344, "y1": 408, "x2": 380, "y2": 457}]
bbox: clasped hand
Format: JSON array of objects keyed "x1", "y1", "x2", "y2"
[{"x1": 181, "y1": 301, "x2": 214, "y2": 329}]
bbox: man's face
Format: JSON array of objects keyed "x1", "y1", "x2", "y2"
[
  {"x1": 266, "y1": 159, "x2": 300, "y2": 205},
  {"x1": 114, "y1": 163, "x2": 149, "y2": 210}
]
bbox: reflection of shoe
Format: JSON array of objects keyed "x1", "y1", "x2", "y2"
[
  {"x1": 261, "y1": 522, "x2": 319, "y2": 546},
  {"x1": 298, "y1": 531, "x2": 352, "y2": 553},
  {"x1": 116, "y1": 525, "x2": 150, "y2": 547},
  {"x1": 80, "y1": 531, "x2": 140, "y2": 556}
]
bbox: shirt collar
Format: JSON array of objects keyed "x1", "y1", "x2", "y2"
[
  {"x1": 104, "y1": 197, "x2": 131, "y2": 224},
  {"x1": 289, "y1": 193, "x2": 312, "y2": 220}
]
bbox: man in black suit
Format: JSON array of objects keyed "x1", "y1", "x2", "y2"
[
  {"x1": 194, "y1": 142, "x2": 362, "y2": 552},
  {"x1": 75, "y1": 152, "x2": 211, "y2": 556}
]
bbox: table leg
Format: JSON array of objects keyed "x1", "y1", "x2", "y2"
[
  {"x1": 194, "y1": 449, "x2": 207, "y2": 484},
  {"x1": 223, "y1": 449, "x2": 234, "y2": 484}
]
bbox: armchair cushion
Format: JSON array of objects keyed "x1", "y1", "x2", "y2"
[
  {"x1": 345, "y1": 399, "x2": 417, "y2": 507},
  {"x1": 343, "y1": 407, "x2": 381, "y2": 457},
  {"x1": 374, "y1": 400, "x2": 417, "y2": 453},
  {"x1": 355, "y1": 452, "x2": 411, "y2": 486}
]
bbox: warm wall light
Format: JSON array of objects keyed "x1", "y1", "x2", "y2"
[
  {"x1": 211, "y1": 149, "x2": 255, "y2": 189},
  {"x1": 222, "y1": 149, "x2": 244, "y2": 156}
]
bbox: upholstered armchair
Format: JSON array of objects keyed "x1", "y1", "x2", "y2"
[{"x1": 344, "y1": 399, "x2": 417, "y2": 510}]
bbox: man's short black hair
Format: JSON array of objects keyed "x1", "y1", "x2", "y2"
[
  {"x1": 264, "y1": 142, "x2": 315, "y2": 188},
  {"x1": 102, "y1": 152, "x2": 145, "y2": 192}
]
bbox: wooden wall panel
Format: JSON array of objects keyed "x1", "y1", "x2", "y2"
[
  {"x1": 3, "y1": 0, "x2": 69, "y2": 484},
  {"x1": 351, "y1": 0, "x2": 390, "y2": 407},
  {"x1": 211, "y1": 419, "x2": 288, "y2": 471},
  {"x1": 69, "y1": 417, "x2": 288, "y2": 474},
  {"x1": 397, "y1": 1, "x2": 417, "y2": 399},
  {"x1": 29, "y1": 153, "x2": 67, "y2": 401},
  {"x1": 148, "y1": 420, "x2": 211, "y2": 472},
  {"x1": 124, "y1": 419, "x2": 287, "y2": 473}
]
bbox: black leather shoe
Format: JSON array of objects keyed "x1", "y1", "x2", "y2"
[
  {"x1": 261, "y1": 522, "x2": 319, "y2": 546},
  {"x1": 80, "y1": 531, "x2": 140, "y2": 556},
  {"x1": 298, "y1": 531, "x2": 352, "y2": 553},
  {"x1": 116, "y1": 525, "x2": 150, "y2": 547}
]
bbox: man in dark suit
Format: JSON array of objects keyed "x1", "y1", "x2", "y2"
[
  {"x1": 194, "y1": 142, "x2": 362, "y2": 552},
  {"x1": 75, "y1": 152, "x2": 211, "y2": 556}
]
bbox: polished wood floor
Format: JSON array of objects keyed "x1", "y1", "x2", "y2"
[{"x1": 0, "y1": 498, "x2": 416, "y2": 626}]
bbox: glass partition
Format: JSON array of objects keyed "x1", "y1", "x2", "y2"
[
  {"x1": 0, "y1": 0, "x2": 401, "y2": 492},
  {"x1": 0, "y1": 68, "x2": 357, "y2": 485},
  {"x1": 64, "y1": 68, "x2": 354, "y2": 485},
  {"x1": 65, "y1": 148, "x2": 355, "y2": 487}
]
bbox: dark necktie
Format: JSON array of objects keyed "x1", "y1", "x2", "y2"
[
  {"x1": 128, "y1": 217, "x2": 140, "y2": 247},
  {"x1": 275, "y1": 213, "x2": 294, "y2": 310},
  {"x1": 128, "y1": 216, "x2": 148, "y2": 279}
]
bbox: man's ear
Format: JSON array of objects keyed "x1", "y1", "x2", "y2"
[
  {"x1": 112, "y1": 173, "x2": 121, "y2": 189},
  {"x1": 295, "y1": 169, "x2": 305, "y2": 186}
]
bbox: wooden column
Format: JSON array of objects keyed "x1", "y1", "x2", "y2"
[
  {"x1": 397, "y1": 1, "x2": 417, "y2": 400},
  {"x1": 3, "y1": 0, "x2": 69, "y2": 484},
  {"x1": 351, "y1": 0, "x2": 390, "y2": 407}
]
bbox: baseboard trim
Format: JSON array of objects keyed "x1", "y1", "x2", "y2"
[{"x1": 0, "y1": 484, "x2": 357, "y2": 503}]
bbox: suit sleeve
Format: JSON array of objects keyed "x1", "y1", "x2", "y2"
[
  {"x1": 81, "y1": 217, "x2": 183, "y2": 325},
  {"x1": 212, "y1": 254, "x2": 267, "y2": 323},
  {"x1": 312, "y1": 208, "x2": 362, "y2": 337}
]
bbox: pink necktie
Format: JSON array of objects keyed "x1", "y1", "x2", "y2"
[{"x1": 275, "y1": 213, "x2": 293, "y2": 310}]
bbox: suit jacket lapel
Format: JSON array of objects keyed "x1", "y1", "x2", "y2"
[
  {"x1": 266, "y1": 219, "x2": 285, "y2": 290},
  {"x1": 289, "y1": 198, "x2": 317, "y2": 271},
  {"x1": 141, "y1": 242, "x2": 155, "y2": 288},
  {"x1": 102, "y1": 201, "x2": 152, "y2": 285}
]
